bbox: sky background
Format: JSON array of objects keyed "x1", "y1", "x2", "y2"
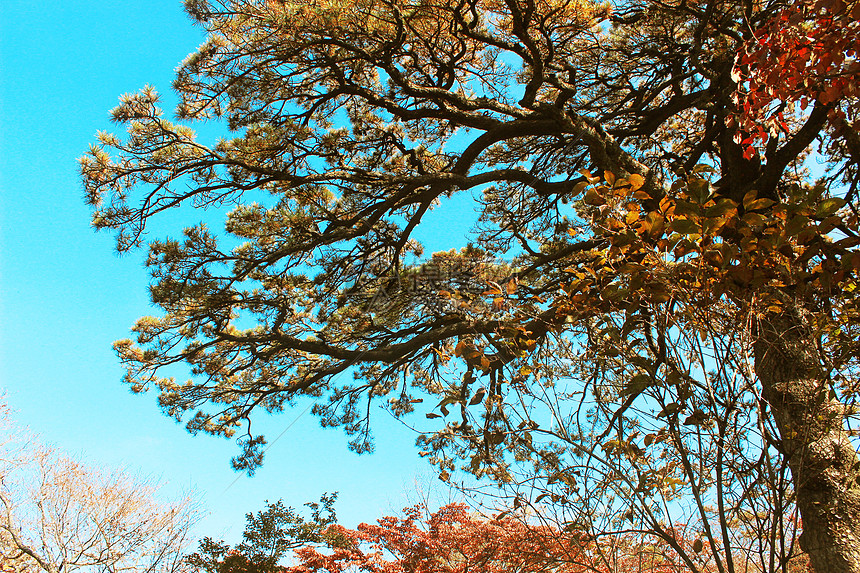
[{"x1": 0, "y1": 0, "x2": 474, "y2": 542}]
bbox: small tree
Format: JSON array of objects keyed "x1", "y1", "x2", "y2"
[{"x1": 186, "y1": 494, "x2": 343, "y2": 573}]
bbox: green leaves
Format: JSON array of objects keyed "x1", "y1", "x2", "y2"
[
  {"x1": 187, "y1": 494, "x2": 342, "y2": 573},
  {"x1": 815, "y1": 197, "x2": 846, "y2": 218},
  {"x1": 670, "y1": 217, "x2": 700, "y2": 235},
  {"x1": 621, "y1": 373, "x2": 651, "y2": 397}
]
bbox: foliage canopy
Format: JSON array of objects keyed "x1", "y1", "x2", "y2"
[{"x1": 82, "y1": 0, "x2": 860, "y2": 570}]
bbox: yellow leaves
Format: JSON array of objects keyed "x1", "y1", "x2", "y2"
[
  {"x1": 744, "y1": 197, "x2": 776, "y2": 212},
  {"x1": 579, "y1": 169, "x2": 601, "y2": 184},
  {"x1": 644, "y1": 211, "x2": 665, "y2": 238},
  {"x1": 657, "y1": 195, "x2": 674, "y2": 216},
  {"x1": 625, "y1": 204, "x2": 641, "y2": 225},
  {"x1": 484, "y1": 0, "x2": 606, "y2": 36}
]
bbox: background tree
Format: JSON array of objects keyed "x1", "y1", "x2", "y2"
[
  {"x1": 81, "y1": 0, "x2": 859, "y2": 570},
  {"x1": 286, "y1": 503, "x2": 683, "y2": 573},
  {"x1": 192, "y1": 500, "x2": 812, "y2": 573},
  {"x1": 0, "y1": 398, "x2": 35, "y2": 573},
  {"x1": 0, "y1": 400, "x2": 201, "y2": 573},
  {"x1": 186, "y1": 494, "x2": 342, "y2": 573}
]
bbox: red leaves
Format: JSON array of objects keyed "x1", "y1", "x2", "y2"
[
  {"x1": 733, "y1": 0, "x2": 860, "y2": 147},
  {"x1": 284, "y1": 504, "x2": 559, "y2": 573},
  {"x1": 282, "y1": 504, "x2": 680, "y2": 573}
]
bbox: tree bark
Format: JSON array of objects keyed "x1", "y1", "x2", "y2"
[{"x1": 755, "y1": 312, "x2": 860, "y2": 573}]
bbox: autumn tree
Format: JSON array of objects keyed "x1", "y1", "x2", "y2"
[
  {"x1": 189, "y1": 501, "x2": 679, "y2": 573},
  {"x1": 285, "y1": 503, "x2": 689, "y2": 573},
  {"x1": 191, "y1": 500, "x2": 805, "y2": 573},
  {"x1": 0, "y1": 401, "x2": 201, "y2": 573},
  {"x1": 81, "y1": 0, "x2": 859, "y2": 570}
]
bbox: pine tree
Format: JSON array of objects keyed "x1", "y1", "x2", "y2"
[{"x1": 82, "y1": 0, "x2": 860, "y2": 569}]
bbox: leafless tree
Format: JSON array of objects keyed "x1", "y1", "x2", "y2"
[{"x1": 0, "y1": 399, "x2": 202, "y2": 573}]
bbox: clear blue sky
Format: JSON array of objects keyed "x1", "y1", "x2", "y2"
[{"x1": 0, "y1": 0, "x2": 474, "y2": 541}]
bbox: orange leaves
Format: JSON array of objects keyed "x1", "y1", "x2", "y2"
[
  {"x1": 583, "y1": 187, "x2": 606, "y2": 206},
  {"x1": 454, "y1": 339, "x2": 492, "y2": 373},
  {"x1": 454, "y1": 339, "x2": 469, "y2": 357},
  {"x1": 577, "y1": 170, "x2": 652, "y2": 208},
  {"x1": 282, "y1": 503, "x2": 680, "y2": 573},
  {"x1": 628, "y1": 173, "x2": 646, "y2": 191}
]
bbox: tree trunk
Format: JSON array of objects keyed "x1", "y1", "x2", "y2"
[{"x1": 755, "y1": 312, "x2": 860, "y2": 573}]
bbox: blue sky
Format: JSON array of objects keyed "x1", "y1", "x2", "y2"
[{"x1": 0, "y1": 0, "x2": 474, "y2": 542}]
